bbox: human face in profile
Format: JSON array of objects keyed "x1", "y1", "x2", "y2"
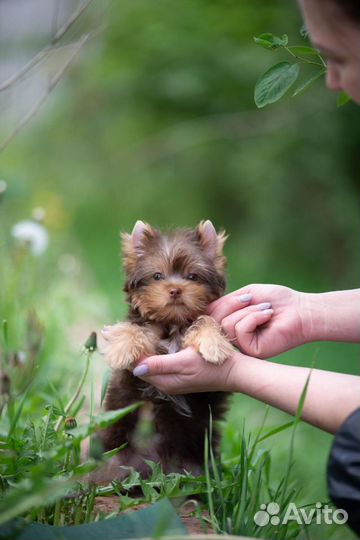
[{"x1": 298, "y1": 0, "x2": 360, "y2": 104}]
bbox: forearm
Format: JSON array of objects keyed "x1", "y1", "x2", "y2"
[
  {"x1": 300, "y1": 289, "x2": 360, "y2": 343},
  {"x1": 228, "y1": 352, "x2": 360, "y2": 433}
]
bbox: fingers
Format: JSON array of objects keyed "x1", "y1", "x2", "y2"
[
  {"x1": 222, "y1": 303, "x2": 272, "y2": 340},
  {"x1": 132, "y1": 347, "x2": 199, "y2": 377},
  {"x1": 208, "y1": 292, "x2": 253, "y2": 322},
  {"x1": 234, "y1": 309, "x2": 273, "y2": 355}
]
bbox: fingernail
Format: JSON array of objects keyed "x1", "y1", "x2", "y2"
[
  {"x1": 101, "y1": 328, "x2": 110, "y2": 336},
  {"x1": 261, "y1": 309, "x2": 274, "y2": 316},
  {"x1": 258, "y1": 302, "x2": 272, "y2": 311},
  {"x1": 133, "y1": 364, "x2": 149, "y2": 377},
  {"x1": 237, "y1": 293, "x2": 252, "y2": 303}
]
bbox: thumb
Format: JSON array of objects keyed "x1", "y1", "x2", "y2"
[{"x1": 132, "y1": 347, "x2": 196, "y2": 377}]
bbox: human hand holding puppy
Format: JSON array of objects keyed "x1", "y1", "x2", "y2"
[
  {"x1": 208, "y1": 285, "x2": 360, "y2": 358},
  {"x1": 133, "y1": 285, "x2": 360, "y2": 434},
  {"x1": 100, "y1": 219, "x2": 360, "y2": 438}
]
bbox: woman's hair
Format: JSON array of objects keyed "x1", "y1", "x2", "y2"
[{"x1": 332, "y1": 0, "x2": 360, "y2": 22}]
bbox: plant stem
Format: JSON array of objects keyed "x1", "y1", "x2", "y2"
[
  {"x1": 55, "y1": 350, "x2": 91, "y2": 432},
  {"x1": 85, "y1": 485, "x2": 96, "y2": 522},
  {"x1": 284, "y1": 46, "x2": 324, "y2": 68},
  {"x1": 53, "y1": 499, "x2": 62, "y2": 526},
  {"x1": 88, "y1": 358, "x2": 95, "y2": 457}
]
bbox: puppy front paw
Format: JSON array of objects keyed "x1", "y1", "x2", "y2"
[
  {"x1": 198, "y1": 333, "x2": 234, "y2": 365},
  {"x1": 183, "y1": 315, "x2": 233, "y2": 365},
  {"x1": 102, "y1": 322, "x2": 156, "y2": 370}
]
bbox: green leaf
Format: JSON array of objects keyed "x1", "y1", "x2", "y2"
[
  {"x1": 253, "y1": 33, "x2": 288, "y2": 50},
  {"x1": 0, "y1": 474, "x2": 76, "y2": 525},
  {"x1": 69, "y1": 403, "x2": 142, "y2": 441},
  {"x1": 337, "y1": 91, "x2": 351, "y2": 107},
  {"x1": 292, "y1": 69, "x2": 326, "y2": 96},
  {"x1": 3, "y1": 498, "x2": 186, "y2": 539},
  {"x1": 287, "y1": 46, "x2": 320, "y2": 56},
  {"x1": 254, "y1": 62, "x2": 300, "y2": 108}
]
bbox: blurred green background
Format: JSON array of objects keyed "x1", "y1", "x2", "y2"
[{"x1": 0, "y1": 1, "x2": 359, "y2": 537}]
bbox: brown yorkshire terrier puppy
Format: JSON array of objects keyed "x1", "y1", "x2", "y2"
[{"x1": 100, "y1": 220, "x2": 233, "y2": 479}]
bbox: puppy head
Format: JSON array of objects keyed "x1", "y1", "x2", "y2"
[{"x1": 121, "y1": 220, "x2": 227, "y2": 325}]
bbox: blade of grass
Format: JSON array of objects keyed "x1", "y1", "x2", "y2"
[
  {"x1": 208, "y1": 411, "x2": 226, "y2": 530},
  {"x1": 204, "y1": 429, "x2": 217, "y2": 530},
  {"x1": 248, "y1": 405, "x2": 270, "y2": 462},
  {"x1": 277, "y1": 369, "x2": 312, "y2": 540},
  {"x1": 8, "y1": 387, "x2": 30, "y2": 436},
  {"x1": 233, "y1": 426, "x2": 248, "y2": 533},
  {"x1": 257, "y1": 420, "x2": 295, "y2": 443}
]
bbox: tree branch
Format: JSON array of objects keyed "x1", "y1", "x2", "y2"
[
  {"x1": 0, "y1": 0, "x2": 94, "y2": 93},
  {"x1": 0, "y1": 33, "x2": 90, "y2": 154}
]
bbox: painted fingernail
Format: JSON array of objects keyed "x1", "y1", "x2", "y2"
[
  {"x1": 237, "y1": 293, "x2": 252, "y2": 303},
  {"x1": 258, "y1": 302, "x2": 272, "y2": 311},
  {"x1": 261, "y1": 309, "x2": 274, "y2": 316},
  {"x1": 133, "y1": 364, "x2": 149, "y2": 377}
]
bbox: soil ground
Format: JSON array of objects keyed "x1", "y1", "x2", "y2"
[{"x1": 94, "y1": 497, "x2": 214, "y2": 534}]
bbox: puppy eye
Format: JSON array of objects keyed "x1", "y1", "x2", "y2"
[
  {"x1": 187, "y1": 273, "x2": 198, "y2": 281},
  {"x1": 153, "y1": 272, "x2": 164, "y2": 281}
]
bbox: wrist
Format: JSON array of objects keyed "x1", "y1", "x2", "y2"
[
  {"x1": 222, "y1": 352, "x2": 268, "y2": 393},
  {"x1": 300, "y1": 290, "x2": 360, "y2": 343},
  {"x1": 299, "y1": 292, "x2": 325, "y2": 343}
]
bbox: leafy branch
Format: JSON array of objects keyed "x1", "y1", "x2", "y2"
[{"x1": 253, "y1": 32, "x2": 350, "y2": 108}]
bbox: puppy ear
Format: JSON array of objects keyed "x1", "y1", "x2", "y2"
[
  {"x1": 197, "y1": 220, "x2": 228, "y2": 271},
  {"x1": 121, "y1": 221, "x2": 156, "y2": 272},
  {"x1": 131, "y1": 220, "x2": 149, "y2": 250},
  {"x1": 196, "y1": 220, "x2": 226, "y2": 256}
]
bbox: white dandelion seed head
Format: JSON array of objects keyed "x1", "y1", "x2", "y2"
[{"x1": 11, "y1": 220, "x2": 49, "y2": 256}]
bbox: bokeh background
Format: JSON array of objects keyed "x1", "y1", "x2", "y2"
[{"x1": 0, "y1": 1, "x2": 359, "y2": 537}]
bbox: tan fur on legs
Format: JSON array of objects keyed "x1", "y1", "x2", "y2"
[
  {"x1": 183, "y1": 315, "x2": 234, "y2": 365},
  {"x1": 102, "y1": 323, "x2": 158, "y2": 370}
]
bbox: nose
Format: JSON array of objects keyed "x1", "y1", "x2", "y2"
[
  {"x1": 169, "y1": 287, "x2": 182, "y2": 298},
  {"x1": 326, "y1": 63, "x2": 342, "y2": 92}
]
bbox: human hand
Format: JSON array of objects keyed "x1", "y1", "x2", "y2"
[
  {"x1": 208, "y1": 284, "x2": 306, "y2": 358},
  {"x1": 132, "y1": 345, "x2": 360, "y2": 434},
  {"x1": 132, "y1": 346, "x2": 240, "y2": 394}
]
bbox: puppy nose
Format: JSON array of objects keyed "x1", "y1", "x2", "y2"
[{"x1": 169, "y1": 287, "x2": 182, "y2": 298}]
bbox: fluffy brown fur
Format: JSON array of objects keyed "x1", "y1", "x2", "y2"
[{"x1": 99, "y1": 220, "x2": 233, "y2": 481}]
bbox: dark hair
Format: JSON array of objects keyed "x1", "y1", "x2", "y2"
[{"x1": 333, "y1": 0, "x2": 360, "y2": 22}]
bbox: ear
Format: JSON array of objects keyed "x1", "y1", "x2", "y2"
[
  {"x1": 131, "y1": 220, "x2": 148, "y2": 250},
  {"x1": 196, "y1": 220, "x2": 225, "y2": 256},
  {"x1": 121, "y1": 221, "x2": 156, "y2": 275},
  {"x1": 122, "y1": 220, "x2": 153, "y2": 252},
  {"x1": 197, "y1": 220, "x2": 228, "y2": 271}
]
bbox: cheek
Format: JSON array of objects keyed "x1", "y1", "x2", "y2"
[
  {"x1": 140, "y1": 284, "x2": 169, "y2": 307},
  {"x1": 182, "y1": 283, "x2": 215, "y2": 307}
]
